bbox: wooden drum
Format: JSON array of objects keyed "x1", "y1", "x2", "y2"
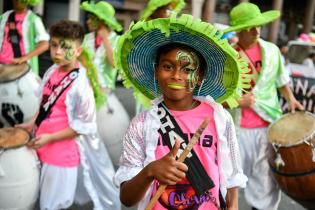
[{"x1": 268, "y1": 111, "x2": 315, "y2": 210}]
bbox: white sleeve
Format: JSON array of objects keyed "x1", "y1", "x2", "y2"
[
  {"x1": 113, "y1": 112, "x2": 147, "y2": 187},
  {"x1": 66, "y1": 68, "x2": 97, "y2": 135},
  {"x1": 33, "y1": 15, "x2": 49, "y2": 42}
]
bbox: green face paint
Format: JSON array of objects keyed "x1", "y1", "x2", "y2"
[
  {"x1": 60, "y1": 39, "x2": 75, "y2": 61},
  {"x1": 176, "y1": 50, "x2": 200, "y2": 91}
]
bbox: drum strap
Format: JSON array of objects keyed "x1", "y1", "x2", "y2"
[
  {"x1": 8, "y1": 12, "x2": 22, "y2": 58},
  {"x1": 35, "y1": 68, "x2": 79, "y2": 127},
  {"x1": 157, "y1": 102, "x2": 215, "y2": 196}
]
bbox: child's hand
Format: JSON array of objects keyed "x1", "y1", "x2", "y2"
[
  {"x1": 27, "y1": 134, "x2": 52, "y2": 149},
  {"x1": 15, "y1": 121, "x2": 34, "y2": 133},
  {"x1": 237, "y1": 93, "x2": 255, "y2": 108},
  {"x1": 148, "y1": 140, "x2": 188, "y2": 185}
]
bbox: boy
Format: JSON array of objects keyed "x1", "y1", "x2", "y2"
[{"x1": 23, "y1": 20, "x2": 120, "y2": 210}]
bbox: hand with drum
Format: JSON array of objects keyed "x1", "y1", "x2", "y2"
[
  {"x1": 237, "y1": 93, "x2": 255, "y2": 108},
  {"x1": 15, "y1": 121, "x2": 35, "y2": 134},
  {"x1": 287, "y1": 97, "x2": 304, "y2": 113},
  {"x1": 279, "y1": 84, "x2": 304, "y2": 112},
  {"x1": 27, "y1": 134, "x2": 51, "y2": 149},
  {"x1": 11, "y1": 56, "x2": 29, "y2": 65}
]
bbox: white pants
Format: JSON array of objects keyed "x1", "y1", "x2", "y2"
[
  {"x1": 39, "y1": 164, "x2": 78, "y2": 210},
  {"x1": 239, "y1": 127, "x2": 281, "y2": 210}
]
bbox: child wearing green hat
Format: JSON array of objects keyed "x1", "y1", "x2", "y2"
[
  {"x1": 224, "y1": 2, "x2": 304, "y2": 210},
  {"x1": 140, "y1": 0, "x2": 185, "y2": 21},
  {"x1": 133, "y1": 0, "x2": 186, "y2": 114},
  {"x1": 114, "y1": 14, "x2": 249, "y2": 210},
  {"x1": 0, "y1": 0, "x2": 49, "y2": 75},
  {"x1": 80, "y1": 1, "x2": 130, "y2": 167}
]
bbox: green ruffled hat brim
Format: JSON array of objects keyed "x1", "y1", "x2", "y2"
[
  {"x1": 115, "y1": 14, "x2": 251, "y2": 108},
  {"x1": 81, "y1": 3, "x2": 122, "y2": 32},
  {"x1": 140, "y1": 0, "x2": 185, "y2": 21},
  {"x1": 224, "y1": 10, "x2": 280, "y2": 33},
  {"x1": 19, "y1": 0, "x2": 42, "y2": 6}
]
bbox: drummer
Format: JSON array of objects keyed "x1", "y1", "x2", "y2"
[
  {"x1": 224, "y1": 3, "x2": 304, "y2": 210},
  {"x1": 0, "y1": 0, "x2": 49, "y2": 75},
  {"x1": 80, "y1": 1, "x2": 122, "y2": 95}
]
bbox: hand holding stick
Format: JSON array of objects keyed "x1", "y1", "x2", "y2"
[{"x1": 145, "y1": 117, "x2": 210, "y2": 210}]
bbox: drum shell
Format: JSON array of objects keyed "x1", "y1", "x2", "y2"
[
  {"x1": 268, "y1": 139, "x2": 315, "y2": 210},
  {"x1": 96, "y1": 93, "x2": 130, "y2": 166},
  {"x1": 0, "y1": 70, "x2": 40, "y2": 128},
  {"x1": 0, "y1": 147, "x2": 40, "y2": 210}
]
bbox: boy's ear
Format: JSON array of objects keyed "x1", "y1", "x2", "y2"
[{"x1": 76, "y1": 46, "x2": 83, "y2": 56}]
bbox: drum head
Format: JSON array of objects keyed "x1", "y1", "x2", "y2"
[
  {"x1": 268, "y1": 112, "x2": 315, "y2": 146},
  {"x1": 0, "y1": 63, "x2": 30, "y2": 83},
  {"x1": 0, "y1": 127, "x2": 29, "y2": 149}
]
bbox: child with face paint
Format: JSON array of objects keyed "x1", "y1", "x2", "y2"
[
  {"x1": 0, "y1": 0, "x2": 49, "y2": 75},
  {"x1": 114, "y1": 15, "x2": 248, "y2": 210},
  {"x1": 23, "y1": 20, "x2": 120, "y2": 210},
  {"x1": 132, "y1": 0, "x2": 186, "y2": 114}
]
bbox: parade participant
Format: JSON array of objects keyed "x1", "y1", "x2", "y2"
[
  {"x1": 0, "y1": 0, "x2": 49, "y2": 75},
  {"x1": 114, "y1": 14, "x2": 249, "y2": 210},
  {"x1": 80, "y1": 1, "x2": 122, "y2": 91},
  {"x1": 80, "y1": 1, "x2": 130, "y2": 167},
  {"x1": 133, "y1": 0, "x2": 186, "y2": 114},
  {"x1": 140, "y1": 0, "x2": 185, "y2": 21},
  {"x1": 224, "y1": 3, "x2": 304, "y2": 210},
  {"x1": 19, "y1": 20, "x2": 120, "y2": 210}
]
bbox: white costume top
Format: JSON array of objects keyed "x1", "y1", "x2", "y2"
[
  {"x1": 39, "y1": 64, "x2": 120, "y2": 210},
  {"x1": 114, "y1": 95, "x2": 247, "y2": 210}
]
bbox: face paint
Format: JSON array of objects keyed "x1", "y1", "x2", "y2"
[
  {"x1": 60, "y1": 39, "x2": 75, "y2": 61},
  {"x1": 176, "y1": 51, "x2": 200, "y2": 91}
]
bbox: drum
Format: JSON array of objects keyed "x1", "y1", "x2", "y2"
[
  {"x1": 96, "y1": 92, "x2": 130, "y2": 166},
  {"x1": 268, "y1": 111, "x2": 315, "y2": 210},
  {"x1": 0, "y1": 128, "x2": 40, "y2": 210},
  {"x1": 0, "y1": 63, "x2": 40, "y2": 128}
]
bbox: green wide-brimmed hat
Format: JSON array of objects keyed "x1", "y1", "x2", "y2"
[
  {"x1": 140, "y1": 0, "x2": 185, "y2": 21},
  {"x1": 115, "y1": 14, "x2": 251, "y2": 108},
  {"x1": 224, "y1": 2, "x2": 280, "y2": 33},
  {"x1": 80, "y1": 1, "x2": 122, "y2": 32},
  {"x1": 19, "y1": 0, "x2": 42, "y2": 6}
]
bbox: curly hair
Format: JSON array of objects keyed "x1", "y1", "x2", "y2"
[{"x1": 50, "y1": 20, "x2": 84, "y2": 43}]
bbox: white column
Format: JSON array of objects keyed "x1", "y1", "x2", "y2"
[
  {"x1": 202, "y1": 0, "x2": 217, "y2": 22},
  {"x1": 33, "y1": 1, "x2": 45, "y2": 15},
  {"x1": 68, "y1": 0, "x2": 81, "y2": 21},
  {"x1": 191, "y1": 0, "x2": 205, "y2": 19}
]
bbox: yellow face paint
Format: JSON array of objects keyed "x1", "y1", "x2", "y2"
[{"x1": 167, "y1": 83, "x2": 185, "y2": 90}]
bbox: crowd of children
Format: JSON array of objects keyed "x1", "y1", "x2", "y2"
[{"x1": 0, "y1": 0, "x2": 305, "y2": 210}]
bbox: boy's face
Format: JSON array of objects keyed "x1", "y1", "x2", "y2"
[
  {"x1": 156, "y1": 47, "x2": 201, "y2": 101},
  {"x1": 50, "y1": 37, "x2": 81, "y2": 66},
  {"x1": 238, "y1": 26, "x2": 261, "y2": 45}
]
